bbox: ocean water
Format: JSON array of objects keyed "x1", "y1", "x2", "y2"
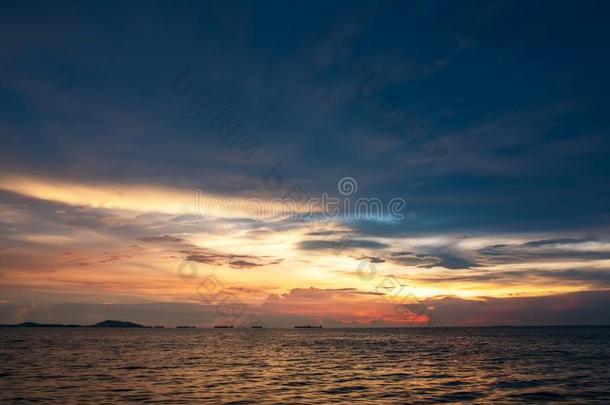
[{"x1": 1, "y1": 326, "x2": 609, "y2": 403}]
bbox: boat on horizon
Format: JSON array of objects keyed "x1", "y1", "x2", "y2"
[
  {"x1": 294, "y1": 325, "x2": 322, "y2": 328},
  {"x1": 176, "y1": 325, "x2": 195, "y2": 328},
  {"x1": 213, "y1": 325, "x2": 233, "y2": 328}
]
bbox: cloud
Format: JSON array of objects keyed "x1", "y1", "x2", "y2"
[
  {"x1": 353, "y1": 255, "x2": 385, "y2": 263},
  {"x1": 138, "y1": 235, "x2": 184, "y2": 243},
  {"x1": 426, "y1": 290, "x2": 610, "y2": 326},
  {"x1": 388, "y1": 252, "x2": 441, "y2": 268},
  {"x1": 2, "y1": 289, "x2": 609, "y2": 327},
  {"x1": 412, "y1": 267, "x2": 610, "y2": 289},
  {"x1": 258, "y1": 287, "x2": 426, "y2": 327},
  {"x1": 180, "y1": 247, "x2": 281, "y2": 269},
  {"x1": 279, "y1": 287, "x2": 385, "y2": 300},
  {"x1": 298, "y1": 239, "x2": 389, "y2": 251},
  {"x1": 305, "y1": 230, "x2": 350, "y2": 236},
  {"x1": 522, "y1": 238, "x2": 596, "y2": 247},
  {"x1": 97, "y1": 254, "x2": 131, "y2": 264},
  {"x1": 226, "y1": 287, "x2": 260, "y2": 294},
  {"x1": 183, "y1": 251, "x2": 251, "y2": 266},
  {"x1": 478, "y1": 238, "x2": 610, "y2": 264},
  {"x1": 0, "y1": 175, "x2": 308, "y2": 221},
  {"x1": 389, "y1": 247, "x2": 478, "y2": 270},
  {"x1": 229, "y1": 260, "x2": 263, "y2": 269},
  {"x1": 430, "y1": 250, "x2": 478, "y2": 269}
]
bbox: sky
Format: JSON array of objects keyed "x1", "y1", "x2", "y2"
[{"x1": 1, "y1": 0, "x2": 610, "y2": 327}]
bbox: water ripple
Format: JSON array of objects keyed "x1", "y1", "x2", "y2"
[{"x1": 1, "y1": 326, "x2": 609, "y2": 403}]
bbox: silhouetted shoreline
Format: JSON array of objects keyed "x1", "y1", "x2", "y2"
[
  {"x1": 2, "y1": 322, "x2": 609, "y2": 329},
  {"x1": 0, "y1": 320, "x2": 144, "y2": 328}
]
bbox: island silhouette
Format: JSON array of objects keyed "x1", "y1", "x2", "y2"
[{"x1": 0, "y1": 320, "x2": 145, "y2": 328}]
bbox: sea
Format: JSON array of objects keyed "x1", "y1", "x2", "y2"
[{"x1": 1, "y1": 326, "x2": 609, "y2": 403}]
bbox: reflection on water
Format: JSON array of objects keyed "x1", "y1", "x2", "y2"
[{"x1": 1, "y1": 327, "x2": 609, "y2": 403}]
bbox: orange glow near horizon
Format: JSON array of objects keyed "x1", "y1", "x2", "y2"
[{"x1": 1, "y1": 174, "x2": 609, "y2": 326}]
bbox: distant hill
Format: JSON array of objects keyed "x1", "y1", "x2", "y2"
[
  {"x1": 0, "y1": 322, "x2": 82, "y2": 328},
  {"x1": 91, "y1": 320, "x2": 144, "y2": 328},
  {"x1": 0, "y1": 320, "x2": 144, "y2": 328}
]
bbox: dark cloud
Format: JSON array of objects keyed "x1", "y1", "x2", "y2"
[
  {"x1": 383, "y1": 237, "x2": 610, "y2": 272},
  {"x1": 478, "y1": 238, "x2": 610, "y2": 264},
  {"x1": 389, "y1": 252, "x2": 439, "y2": 268},
  {"x1": 425, "y1": 290, "x2": 610, "y2": 326},
  {"x1": 138, "y1": 235, "x2": 184, "y2": 243},
  {"x1": 184, "y1": 252, "x2": 252, "y2": 266},
  {"x1": 353, "y1": 255, "x2": 385, "y2": 263},
  {"x1": 412, "y1": 268, "x2": 610, "y2": 289},
  {"x1": 542, "y1": 269, "x2": 610, "y2": 285},
  {"x1": 305, "y1": 230, "x2": 350, "y2": 236},
  {"x1": 276, "y1": 287, "x2": 385, "y2": 301},
  {"x1": 226, "y1": 287, "x2": 260, "y2": 294},
  {"x1": 522, "y1": 238, "x2": 596, "y2": 247},
  {"x1": 97, "y1": 254, "x2": 131, "y2": 264},
  {"x1": 180, "y1": 247, "x2": 281, "y2": 269},
  {"x1": 432, "y1": 251, "x2": 478, "y2": 269},
  {"x1": 229, "y1": 260, "x2": 263, "y2": 269},
  {"x1": 298, "y1": 239, "x2": 389, "y2": 251},
  {"x1": 389, "y1": 247, "x2": 478, "y2": 270}
]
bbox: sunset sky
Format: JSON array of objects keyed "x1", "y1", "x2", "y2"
[{"x1": 1, "y1": 1, "x2": 610, "y2": 326}]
